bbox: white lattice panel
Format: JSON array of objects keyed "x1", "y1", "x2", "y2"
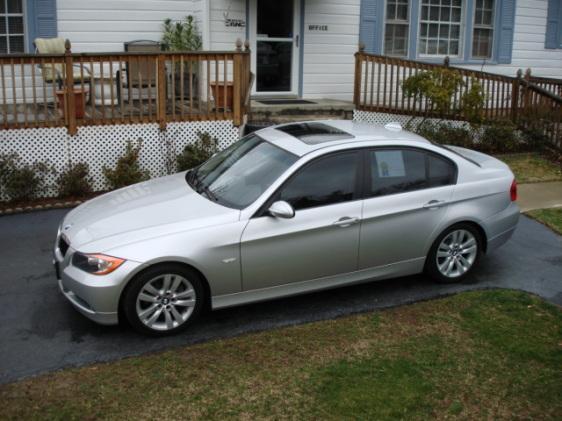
[
  {"x1": 1, "y1": 120, "x2": 241, "y2": 200},
  {"x1": 353, "y1": 110, "x2": 471, "y2": 130}
]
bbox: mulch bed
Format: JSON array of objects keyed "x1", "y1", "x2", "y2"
[{"x1": 0, "y1": 192, "x2": 105, "y2": 216}]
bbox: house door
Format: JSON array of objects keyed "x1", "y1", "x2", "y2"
[{"x1": 250, "y1": 0, "x2": 301, "y2": 96}]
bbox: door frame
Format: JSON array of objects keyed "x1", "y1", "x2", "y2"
[{"x1": 248, "y1": 0, "x2": 302, "y2": 97}]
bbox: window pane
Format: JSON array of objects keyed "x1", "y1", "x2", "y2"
[
  {"x1": 8, "y1": 16, "x2": 23, "y2": 34},
  {"x1": 387, "y1": 4, "x2": 396, "y2": 19},
  {"x1": 0, "y1": 19, "x2": 5, "y2": 35},
  {"x1": 279, "y1": 153, "x2": 358, "y2": 211},
  {"x1": 9, "y1": 35, "x2": 24, "y2": 53},
  {"x1": 428, "y1": 155, "x2": 455, "y2": 187},
  {"x1": 7, "y1": 0, "x2": 22, "y2": 13},
  {"x1": 419, "y1": 0, "x2": 463, "y2": 56},
  {"x1": 483, "y1": 11, "x2": 493, "y2": 25},
  {"x1": 257, "y1": 0, "x2": 293, "y2": 38},
  {"x1": 0, "y1": 0, "x2": 5, "y2": 13},
  {"x1": 397, "y1": 5, "x2": 408, "y2": 20},
  {"x1": 0, "y1": 37, "x2": 7, "y2": 53},
  {"x1": 385, "y1": 23, "x2": 409, "y2": 56},
  {"x1": 472, "y1": 28, "x2": 493, "y2": 58},
  {"x1": 256, "y1": 41, "x2": 292, "y2": 92},
  {"x1": 472, "y1": 0, "x2": 494, "y2": 58},
  {"x1": 370, "y1": 150, "x2": 428, "y2": 196}
]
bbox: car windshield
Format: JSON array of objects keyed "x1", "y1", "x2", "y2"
[{"x1": 186, "y1": 134, "x2": 298, "y2": 209}]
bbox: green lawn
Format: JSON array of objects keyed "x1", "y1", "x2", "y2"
[
  {"x1": 527, "y1": 208, "x2": 562, "y2": 235},
  {"x1": 1, "y1": 290, "x2": 561, "y2": 420},
  {"x1": 497, "y1": 153, "x2": 562, "y2": 183}
]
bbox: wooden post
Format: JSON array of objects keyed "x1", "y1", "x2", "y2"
[
  {"x1": 443, "y1": 56, "x2": 450, "y2": 67},
  {"x1": 233, "y1": 39, "x2": 243, "y2": 126},
  {"x1": 157, "y1": 54, "x2": 167, "y2": 131},
  {"x1": 244, "y1": 40, "x2": 252, "y2": 115},
  {"x1": 511, "y1": 69, "x2": 522, "y2": 123},
  {"x1": 64, "y1": 39, "x2": 77, "y2": 135},
  {"x1": 353, "y1": 43, "x2": 365, "y2": 107}
]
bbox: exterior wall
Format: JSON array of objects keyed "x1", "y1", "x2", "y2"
[
  {"x1": 56, "y1": 0, "x2": 200, "y2": 52},
  {"x1": 209, "y1": 0, "x2": 246, "y2": 51},
  {"x1": 459, "y1": 0, "x2": 562, "y2": 78},
  {"x1": 302, "y1": 0, "x2": 361, "y2": 100}
]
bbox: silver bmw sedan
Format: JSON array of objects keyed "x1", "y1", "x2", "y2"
[{"x1": 54, "y1": 120, "x2": 519, "y2": 336}]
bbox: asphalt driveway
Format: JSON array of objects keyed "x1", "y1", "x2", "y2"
[{"x1": 0, "y1": 209, "x2": 560, "y2": 385}]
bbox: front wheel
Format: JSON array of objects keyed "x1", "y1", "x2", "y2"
[
  {"x1": 426, "y1": 224, "x2": 483, "y2": 283},
  {"x1": 122, "y1": 264, "x2": 205, "y2": 336}
]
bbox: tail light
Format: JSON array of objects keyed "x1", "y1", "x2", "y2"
[{"x1": 510, "y1": 179, "x2": 517, "y2": 202}]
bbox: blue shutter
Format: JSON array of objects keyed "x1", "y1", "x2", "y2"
[
  {"x1": 26, "y1": 0, "x2": 58, "y2": 52},
  {"x1": 496, "y1": 0, "x2": 516, "y2": 63},
  {"x1": 545, "y1": 0, "x2": 561, "y2": 49},
  {"x1": 359, "y1": 0, "x2": 383, "y2": 54}
]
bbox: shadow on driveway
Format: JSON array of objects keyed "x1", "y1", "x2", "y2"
[{"x1": 0, "y1": 209, "x2": 560, "y2": 384}]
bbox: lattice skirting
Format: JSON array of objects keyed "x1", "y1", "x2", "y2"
[
  {"x1": 353, "y1": 110, "x2": 472, "y2": 130},
  {"x1": 1, "y1": 121, "x2": 241, "y2": 200}
]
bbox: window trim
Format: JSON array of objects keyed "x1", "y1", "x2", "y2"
[
  {"x1": 470, "y1": 0, "x2": 496, "y2": 60},
  {"x1": 417, "y1": 0, "x2": 466, "y2": 59},
  {"x1": 364, "y1": 146, "x2": 458, "y2": 200},
  {"x1": 383, "y1": 0, "x2": 412, "y2": 57},
  {"x1": 253, "y1": 149, "x2": 365, "y2": 218},
  {"x1": 0, "y1": 0, "x2": 27, "y2": 54}
]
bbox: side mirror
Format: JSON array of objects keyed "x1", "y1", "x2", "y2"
[{"x1": 268, "y1": 201, "x2": 295, "y2": 219}]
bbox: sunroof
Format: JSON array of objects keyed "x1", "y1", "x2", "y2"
[{"x1": 276, "y1": 122, "x2": 354, "y2": 145}]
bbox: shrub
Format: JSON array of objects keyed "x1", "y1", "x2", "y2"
[
  {"x1": 103, "y1": 140, "x2": 150, "y2": 190},
  {"x1": 414, "y1": 121, "x2": 474, "y2": 148},
  {"x1": 0, "y1": 153, "x2": 54, "y2": 202},
  {"x1": 57, "y1": 163, "x2": 94, "y2": 198},
  {"x1": 479, "y1": 119, "x2": 520, "y2": 154},
  {"x1": 176, "y1": 131, "x2": 218, "y2": 172}
]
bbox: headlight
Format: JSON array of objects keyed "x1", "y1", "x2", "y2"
[{"x1": 72, "y1": 253, "x2": 125, "y2": 275}]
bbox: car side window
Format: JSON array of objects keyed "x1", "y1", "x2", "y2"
[
  {"x1": 370, "y1": 149, "x2": 455, "y2": 197},
  {"x1": 278, "y1": 152, "x2": 359, "y2": 211}
]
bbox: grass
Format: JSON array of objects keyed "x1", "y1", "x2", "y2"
[
  {"x1": 497, "y1": 153, "x2": 562, "y2": 183},
  {"x1": 1, "y1": 290, "x2": 561, "y2": 420},
  {"x1": 527, "y1": 208, "x2": 562, "y2": 235}
]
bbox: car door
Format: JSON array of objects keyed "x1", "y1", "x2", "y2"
[
  {"x1": 359, "y1": 147, "x2": 457, "y2": 269},
  {"x1": 241, "y1": 150, "x2": 363, "y2": 291}
]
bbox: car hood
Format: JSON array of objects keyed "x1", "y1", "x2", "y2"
[{"x1": 61, "y1": 172, "x2": 240, "y2": 250}]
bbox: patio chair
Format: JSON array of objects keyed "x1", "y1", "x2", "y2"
[
  {"x1": 34, "y1": 37, "x2": 91, "y2": 89},
  {"x1": 116, "y1": 40, "x2": 161, "y2": 103}
]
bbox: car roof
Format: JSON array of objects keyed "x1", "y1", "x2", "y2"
[{"x1": 255, "y1": 120, "x2": 431, "y2": 157}]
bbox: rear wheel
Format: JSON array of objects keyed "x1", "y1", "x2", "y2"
[
  {"x1": 123, "y1": 264, "x2": 205, "y2": 336},
  {"x1": 426, "y1": 223, "x2": 483, "y2": 283}
]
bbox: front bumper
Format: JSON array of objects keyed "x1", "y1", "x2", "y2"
[{"x1": 54, "y1": 245, "x2": 142, "y2": 326}]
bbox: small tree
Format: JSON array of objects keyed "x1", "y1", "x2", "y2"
[
  {"x1": 0, "y1": 153, "x2": 54, "y2": 202},
  {"x1": 103, "y1": 140, "x2": 150, "y2": 190},
  {"x1": 162, "y1": 16, "x2": 202, "y2": 52},
  {"x1": 403, "y1": 68, "x2": 485, "y2": 127},
  {"x1": 176, "y1": 132, "x2": 218, "y2": 172},
  {"x1": 57, "y1": 162, "x2": 94, "y2": 198}
]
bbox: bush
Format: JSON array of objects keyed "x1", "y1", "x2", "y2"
[
  {"x1": 176, "y1": 131, "x2": 218, "y2": 172},
  {"x1": 103, "y1": 140, "x2": 150, "y2": 190},
  {"x1": 0, "y1": 153, "x2": 54, "y2": 202},
  {"x1": 479, "y1": 119, "x2": 520, "y2": 154},
  {"x1": 57, "y1": 163, "x2": 94, "y2": 198},
  {"x1": 414, "y1": 121, "x2": 474, "y2": 148}
]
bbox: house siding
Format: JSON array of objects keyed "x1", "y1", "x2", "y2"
[{"x1": 56, "y1": 0, "x2": 200, "y2": 52}]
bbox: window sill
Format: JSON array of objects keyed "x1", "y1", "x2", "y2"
[{"x1": 415, "y1": 57, "x2": 499, "y2": 66}]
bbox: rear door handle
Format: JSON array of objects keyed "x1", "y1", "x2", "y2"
[
  {"x1": 423, "y1": 200, "x2": 447, "y2": 210},
  {"x1": 332, "y1": 217, "x2": 360, "y2": 227}
]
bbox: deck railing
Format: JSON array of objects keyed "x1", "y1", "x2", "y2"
[
  {"x1": 354, "y1": 47, "x2": 562, "y2": 149},
  {"x1": 0, "y1": 40, "x2": 252, "y2": 134}
]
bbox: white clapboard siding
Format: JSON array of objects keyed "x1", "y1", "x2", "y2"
[{"x1": 209, "y1": 0, "x2": 246, "y2": 51}]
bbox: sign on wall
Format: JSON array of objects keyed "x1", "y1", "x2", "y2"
[{"x1": 308, "y1": 25, "x2": 328, "y2": 32}]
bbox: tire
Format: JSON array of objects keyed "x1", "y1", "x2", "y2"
[
  {"x1": 122, "y1": 264, "x2": 205, "y2": 336},
  {"x1": 426, "y1": 223, "x2": 483, "y2": 284}
]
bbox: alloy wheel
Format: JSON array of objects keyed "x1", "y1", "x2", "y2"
[
  {"x1": 135, "y1": 274, "x2": 197, "y2": 331},
  {"x1": 436, "y1": 229, "x2": 478, "y2": 278}
]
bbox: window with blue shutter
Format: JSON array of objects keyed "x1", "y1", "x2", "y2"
[
  {"x1": 361, "y1": 0, "x2": 516, "y2": 64},
  {"x1": 546, "y1": 0, "x2": 562, "y2": 49},
  {"x1": 26, "y1": 0, "x2": 57, "y2": 52}
]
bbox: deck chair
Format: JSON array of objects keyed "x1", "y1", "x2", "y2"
[
  {"x1": 34, "y1": 38, "x2": 91, "y2": 89},
  {"x1": 116, "y1": 40, "x2": 161, "y2": 103}
]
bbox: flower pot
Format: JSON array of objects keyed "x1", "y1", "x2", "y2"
[
  {"x1": 56, "y1": 87, "x2": 87, "y2": 119},
  {"x1": 210, "y1": 82, "x2": 234, "y2": 111}
]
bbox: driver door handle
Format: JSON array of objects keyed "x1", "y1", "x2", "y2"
[
  {"x1": 332, "y1": 217, "x2": 360, "y2": 228},
  {"x1": 423, "y1": 200, "x2": 447, "y2": 210}
]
